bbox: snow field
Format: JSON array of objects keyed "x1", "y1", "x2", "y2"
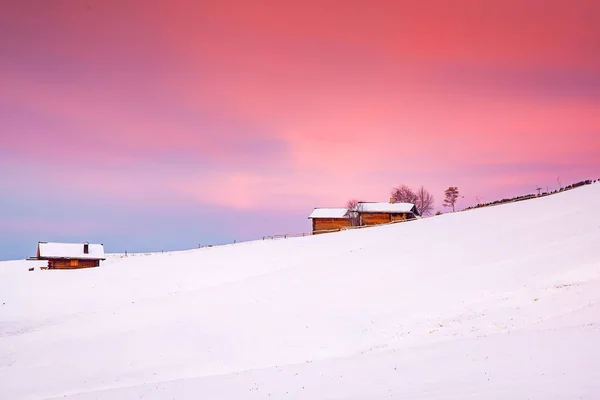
[{"x1": 1, "y1": 183, "x2": 599, "y2": 399}]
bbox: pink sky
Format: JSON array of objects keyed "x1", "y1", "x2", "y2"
[{"x1": 1, "y1": 0, "x2": 599, "y2": 258}]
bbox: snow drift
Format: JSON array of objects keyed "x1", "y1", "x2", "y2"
[{"x1": 1, "y1": 183, "x2": 599, "y2": 399}]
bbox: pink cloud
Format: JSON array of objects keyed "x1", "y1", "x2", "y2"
[{"x1": 1, "y1": 0, "x2": 599, "y2": 218}]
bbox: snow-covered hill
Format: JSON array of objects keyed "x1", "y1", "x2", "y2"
[{"x1": 1, "y1": 184, "x2": 599, "y2": 400}]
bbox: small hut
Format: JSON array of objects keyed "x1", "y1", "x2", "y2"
[
  {"x1": 33, "y1": 241, "x2": 106, "y2": 269},
  {"x1": 357, "y1": 202, "x2": 419, "y2": 226},
  {"x1": 308, "y1": 208, "x2": 352, "y2": 234}
]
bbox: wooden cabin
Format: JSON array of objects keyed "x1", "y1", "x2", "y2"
[
  {"x1": 33, "y1": 241, "x2": 106, "y2": 269},
  {"x1": 357, "y1": 202, "x2": 419, "y2": 226},
  {"x1": 308, "y1": 208, "x2": 352, "y2": 234}
]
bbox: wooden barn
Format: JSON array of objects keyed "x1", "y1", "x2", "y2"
[
  {"x1": 357, "y1": 201, "x2": 419, "y2": 226},
  {"x1": 308, "y1": 208, "x2": 352, "y2": 234},
  {"x1": 33, "y1": 241, "x2": 106, "y2": 269}
]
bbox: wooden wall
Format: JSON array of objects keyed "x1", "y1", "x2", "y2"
[
  {"x1": 361, "y1": 213, "x2": 391, "y2": 226},
  {"x1": 361, "y1": 212, "x2": 414, "y2": 226},
  {"x1": 391, "y1": 213, "x2": 411, "y2": 222},
  {"x1": 312, "y1": 218, "x2": 352, "y2": 233},
  {"x1": 312, "y1": 213, "x2": 415, "y2": 233},
  {"x1": 47, "y1": 259, "x2": 100, "y2": 269}
]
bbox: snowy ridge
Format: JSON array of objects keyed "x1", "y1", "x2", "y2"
[{"x1": 0, "y1": 184, "x2": 599, "y2": 399}]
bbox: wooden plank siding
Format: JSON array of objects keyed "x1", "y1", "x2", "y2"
[
  {"x1": 309, "y1": 208, "x2": 416, "y2": 235},
  {"x1": 361, "y1": 212, "x2": 414, "y2": 226},
  {"x1": 391, "y1": 213, "x2": 410, "y2": 222},
  {"x1": 361, "y1": 213, "x2": 392, "y2": 226},
  {"x1": 312, "y1": 218, "x2": 352, "y2": 234},
  {"x1": 47, "y1": 259, "x2": 100, "y2": 269}
]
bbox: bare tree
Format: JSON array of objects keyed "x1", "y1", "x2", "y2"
[
  {"x1": 391, "y1": 184, "x2": 433, "y2": 216},
  {"x1": 346, "y1": 199, "x2": 359, "y2": 210},
  {"x1": 414, "y1": 186, "x2": 434, "y2": 216},
  {"x1": 557, "y1": 175, "x2": 563, "y2": 190},
  {"x1": 391, "y1": 184, "x2": 417, "y2": 204},
  {"x1": 443, "y1": 187, "x2": 460, "y2": 212},
  {"x1": 345, "y1": 199, "x2": 363, "y2": 226}
]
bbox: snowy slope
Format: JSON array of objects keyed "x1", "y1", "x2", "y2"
[{"x1": 1, "y1": 184, "x2": 599, "y2": 400}]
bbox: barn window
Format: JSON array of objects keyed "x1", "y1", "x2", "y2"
[{"x1": 84, "y1": 244, "x2": 89, "y2": 254}]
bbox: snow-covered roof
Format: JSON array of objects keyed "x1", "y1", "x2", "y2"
[
  {"x1": 37, "y1": 242, "x2": 106, "y2": 260},
  {"x1": 358, "y1": 202, "x2": 417, "y2": 214},
  {"x1": 308, "y1": 208, "x2": 350, "y2": 219}
]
